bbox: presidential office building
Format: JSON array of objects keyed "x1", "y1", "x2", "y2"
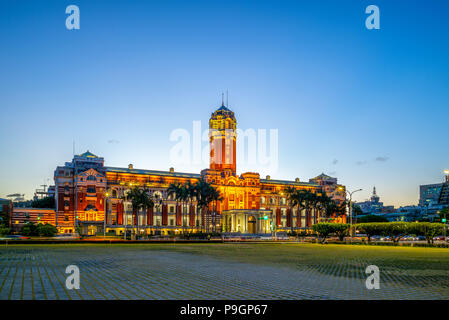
[{"x1": 52, "y1": 104, "x2": 346, "y2": 235}]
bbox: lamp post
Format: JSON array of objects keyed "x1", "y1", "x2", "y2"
[
  {"x1": 104, "y1": 191, "x2": 110, "y2": 237},
  {"x1": 339, "y1": 187, "x2": 362, "y2": 242}
]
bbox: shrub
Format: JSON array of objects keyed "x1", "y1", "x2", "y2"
[
  {"x1": 312, "y1": 223, "x2": 349, "y2": 243},
  {"x1": 37, "y1": 223, "x2": 58, "y2": 237},
  {"x1": 21, "y1": 222, "x2": 39, "y2": 236},
  {"x1": 354, "y1": 222, "x2": 447, "y2": 245},
  {"x1": 0, "y1": 226, "x2": 10, "y2": 236}
]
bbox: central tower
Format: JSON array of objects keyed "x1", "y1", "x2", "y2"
[{"x1": 209, "y1": 102, "x2": 237, "y2": 173}]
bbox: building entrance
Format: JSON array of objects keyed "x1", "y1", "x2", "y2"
[{"x1": 248, "y1": 216, "x2": 256, "y2": 234}]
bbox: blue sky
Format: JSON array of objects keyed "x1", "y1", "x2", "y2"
[{"x1": 0, "y1": 0, "x2": 448, "y2": 206}]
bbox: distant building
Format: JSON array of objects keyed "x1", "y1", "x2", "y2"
[
  {"x1": 0, "y1": 198, "x2": 13, "y2": 228},
  {"x1": 308, "y1": 173, "x2": 346, "y2": 205},
  {"x1": 11, "y1": 208, "x2": 56, "y2": 233},
  {"x1": 419, "y1": 183, "x2": 444, "y2": 207},
  {"x1": 355, "y1": 187, "x2": 384, "y2": 214}
]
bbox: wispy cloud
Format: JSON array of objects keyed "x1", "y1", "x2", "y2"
[
  {"x1": 356, "y1": 160, "x2": 367, "y2": 165},
  {"x1": 108, "y1": 139, "x2": 120, "y2": 144},
  {"x1": 375, "y1": 156, "x2": 389, "y2": 162},
  {"x1": 332, "y1": 159, "x2": 338, "y2": 165}
]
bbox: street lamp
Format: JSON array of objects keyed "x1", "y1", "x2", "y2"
[
  {"x1": 339, "y1": 187, "x2": 362, "y2": 241},
  {"x1": 104, "y1": 191, "x2": 110, "y2": 237}
]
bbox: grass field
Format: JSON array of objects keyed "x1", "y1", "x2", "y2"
[{"x1": 0, "y1": 243, "x2": 448, "y2": 300}]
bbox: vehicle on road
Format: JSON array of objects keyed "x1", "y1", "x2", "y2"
[{"x1": 3, "y1": 235, "x2": 30, "y2": 240}]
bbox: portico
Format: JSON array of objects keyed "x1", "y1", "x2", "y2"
[{"x1": 222, "y1": 209, "x2": 272, "y2": 234}]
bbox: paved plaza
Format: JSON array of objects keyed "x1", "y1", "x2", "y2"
[{"x1": 0, "y1": 243, "x2": 448, "y2": 300}]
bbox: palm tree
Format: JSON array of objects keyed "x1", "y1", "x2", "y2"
[
  {"x1": 167, "y1": 183, "x2": 181, "y2": 232},
  {"x1": 125, "y1": 187, "x2": 154, "y2": 239},
  {"x1": 149, "y1": 192, "x2": 162, "y2": 235},
  {"x1": 302, "y1": 190, "x2": 318, "y2": 228},
  {"x1": 209, "y1": 188, "x2": 223, "y2": 233},
  {"x1": 285, "y1": 186, "x2": 298, "y2": 233},
  {"x1": 193, "y1": 179, "x2": 217, "y2": 233},
  {"x1": 185, "y1": 181, "x2": 196, "y2": 232},
  {"x1": 316, "y1": 193, "x2": 332, "y2": 222}
]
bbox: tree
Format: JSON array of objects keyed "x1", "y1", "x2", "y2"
[
  {"x1": 21, "y1": 222, "x2": 39, "y2": 236},
  {"x1": 316, "y1": 193, "x2": 332, "y2": 222},
  {"x1": 333, "y1": 223, "x2": 350, "y2": 241},
  {"x1": 209, "y1": 187, "x2": 223, "y2": 233},
  {"x1": 0, "y1": 226, "x2": 10, "y2": 236},
  {"x1": 193, "y1": 179, "x2": 216, "y2": 233},
  {"x1": 415, "y1": 222, "x2": 445, "y2": 244},
  {"x1": 285, "y1": 186, "x2": 299, "y2": 233},
  {"x1": 439, "y1": 208, "x2": 449, "y2": 221},
  {"x1": 381, "y1": 222, "x2": 410, "y2": 244},
  {"x1": 311, "y1": 223, "x2": 334, "y2": 243},
  {"x1": 351, "y1": 204, "x2": 363, "y2": 219},
  {"x1": 312, "y1": 223, "x2": 350, "y2": 243},
  {"x1": 125, "y1": 187, "x2": 154, "y2": 238},
  {"x1": 357, "y1": 215, "x2": 388, "y2": 223},
  {"x1": 354, "y1": 223, "x2": 384, "y2": 243},
  {"x1": 37, "y1": 223, "x2": 58, "y2": 237},
  {"x1": 31, "y1": 197, "x2": 55, "y2": 209}
]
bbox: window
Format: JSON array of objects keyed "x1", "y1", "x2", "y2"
[
  {"x1": 170, "y1": 219, "x2": 174, "y2": 226},
  {"x1": 87, "y1": 186, "x2": 96, "y2": 193},
  {"x1": 87, "y1": 175, "x2": 96, "y2": 181},
  {"x1": 64, "y1": 200, "x2": 70, "y2": 207},
  {"x1": 169, "y1": 206, "x2": 175, "y2": 213}
]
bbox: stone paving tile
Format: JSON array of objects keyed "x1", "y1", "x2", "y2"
[{"x1": 0, "y1": 245, "x2": 448, "y2": 300}]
